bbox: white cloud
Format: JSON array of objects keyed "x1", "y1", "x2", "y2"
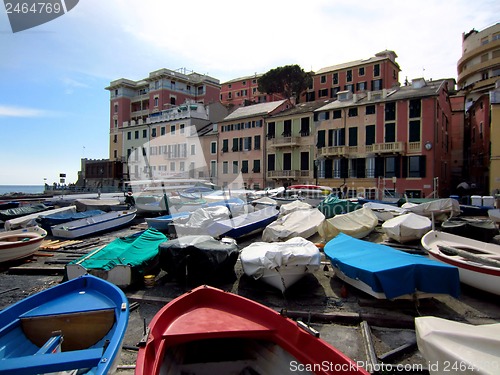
[{"x1": 0, "y1": 105, "x2": 61, "y2": 118}]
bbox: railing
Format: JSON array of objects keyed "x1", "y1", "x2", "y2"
[
  {"x1": 269, "y1": 136, "x2": 301, "y2": 148},
  {"x1": 267, "y1": 170, "x2": 301, "y2": 179},
  {"x1": 407, "y1": 141, "x2": 421, "y2": 153},
  {"x1": 318, "y1": 146, "x2": 347, "y2": 157}
]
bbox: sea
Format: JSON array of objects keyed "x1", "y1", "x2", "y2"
[{"x1": 0, "y1": 185, "x2": 45, "y2": 196}]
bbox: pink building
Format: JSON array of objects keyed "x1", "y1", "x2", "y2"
[
  {"x1": 220, "y1": 74, "x2": 285, "y2": 109},
  {"x1": 214, "y1": 100, "x2": 294, "y2": 189}
]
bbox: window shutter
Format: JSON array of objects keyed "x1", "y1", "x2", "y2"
[
  {"x1": 419, "y1": 155, "x2": 426, "y2": 177},
  {"x1": 402, "y1": 157, "x2": 408, "y2": 178}
]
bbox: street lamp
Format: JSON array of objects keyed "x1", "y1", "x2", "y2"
[
  {"x1": 392, "y1": 176, "x2": 397, "y2": 197},
  {"x1": 314, "y1": 159, "x2": 319, "y2": 186}
]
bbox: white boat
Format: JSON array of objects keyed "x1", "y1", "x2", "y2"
[
  {"x1": 4, "y1": 205, "x2": 77, "y2": 231},
  {"x1": 382, "y1": 213, "x2": 432, "y2": 243},
  {"x1": 405, "y1": 198, "x2": 460, "y2": 222},
  {"x1": 0, "y1": 226, "x2": 47, "y2": 263},
  {"x1": 51, "y1": 209, "x2": 137, "y2": 239},
  {"x1": 415, "y1": 316, "x2": 500, "y2": 375},
  {"x1": 278, "y1": 200, "x2": 312, "y2": 216},
  {"x1": 318, "y1": 207, "x2": 378, "y2": 242},
  {"x1": 240, "y1": 237, "x2": 321, "y2": 292},
  {"x1": 362, "y1": 201, "x2": 407, "y2": 222},
  {"x1": 421, "y1": 230, "x2": 500, "y2": 295},
  {"x1": 261, "y1": 208, "x2": 325, "y2": 242},
  {"x1": 74, "y1": 198, "x2": 127, "y2": 212}
]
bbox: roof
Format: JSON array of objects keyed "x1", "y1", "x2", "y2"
[
  {"x1": 315, "y1": 79, "x2": 449, "y2": 112},
  {"x1": 316, "y1": 50, "x2": 400, "y2": 75},
  {"x1": 222, "y1": 73, "x2": 263, "y2": 85},
  {"x1": 222, "y1": 100, "x2": 288, "y2": 121},
  {"x1": 270, "y1": 99, "x2": 335, "y2": 118}
]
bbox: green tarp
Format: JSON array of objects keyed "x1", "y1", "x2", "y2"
[
  {"x1": 71, "y1": 228, "x2": 167, "y2": 272},
  {"x1": 317, "y1": 196, "x2": 361, "y2": 219}
]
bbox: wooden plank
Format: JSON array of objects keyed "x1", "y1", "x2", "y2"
[{"x1": 360, "y1": 321, "x2": 378, "y2": 374}]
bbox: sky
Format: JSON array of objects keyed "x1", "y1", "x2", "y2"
[{"x1": 0, "y1": 0, "x2": 498, "y2": 185}]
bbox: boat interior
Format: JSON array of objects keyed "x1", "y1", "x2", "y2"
[{"x1": 160, "y1": 337, "x2": 312, "y2": 375}]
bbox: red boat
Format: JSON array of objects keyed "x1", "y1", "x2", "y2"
[{"x1": 135, "y1": 285, "x2": 368, "y2": 375}]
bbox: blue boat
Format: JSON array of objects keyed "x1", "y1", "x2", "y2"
[
  {"x1": 0, "y1": 275, "x2": 129, "y2": 375},
  {"x1": 206, "y1": 206, "x2": 279, "y2": 239},
  {"x1": 324, "y1": 233, "x2": 460, "y2": 300}
]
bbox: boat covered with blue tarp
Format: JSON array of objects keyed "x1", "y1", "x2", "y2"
[
  {"x1": 324, "y1": 233, "x2": 460, "y2": 300},
  {"x1": 37, "y1": 209, "x2": 105, "y2": 234}
]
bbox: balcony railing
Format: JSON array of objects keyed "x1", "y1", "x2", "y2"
[
  {"x1": 269, "y1": 136, "x2": 301, "y2": 148},
  {"x1": 407, "y1": 142, "x2": 421, "y2": 153},
  {"x1": 267, "y1": 170, "x2": 301, "y2": 179},
  {"x1": 318, "y1": 146, "x2": 347, "y2": 157},
  {"x1": 373, "y1": 142, "x2": 405, "y2": 154}
]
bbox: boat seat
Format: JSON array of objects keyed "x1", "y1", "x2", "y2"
[
  {"x1": 0, "y1": 347, "x2": 102, "y2": 375},
  {"x1": 34, "y1": 332, "x2": 63, "y2": 355}
]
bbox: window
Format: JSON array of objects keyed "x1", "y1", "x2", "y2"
[
  {"x1": 366, "y1": 157, "x2": 375, "y2": 178},
  {"x1": 243, "y1": 137, "x2": 252, "y2": 151},
  {"x1": 344, "y1": 84, "x2": 354, "y2": 92},
  {"x1": 333, "y1": 73, "x2": 338, "y2": 85},
  {"x1": 170, "y1": 125, "x2": 176, "y2": 135},
  {"x1": 170, "y1": 162, "x2": 176, "y2": 172},
  {"x1": 374, "y1": 64, "x2": 380, "y2": 76},
  {"x1": 319, "y1": 88, "x2": 329, "y2": 97},
  {"x1": 232, "y1": 161, "x2": 239, "y2": 174},
  {"x1": 241, "y1": 160, "x2": 249, "y2": 173},
  {"x1": 371, "y1": 79, "x2": 382, "y2": 91},
  {"x1": 190, "y1": 144, "x2": 196, "y2": 155},
  {"x1": 283, "y1": 120, "x2": 292, "y2": 137},
  {"x1": 385, "y1": 102, "x2": 396, "y2": 121},
  {"x1": 170, "y1": 97, "x2": 176, "y2": 105},
  {"x1": 409, "y1": 120, "x2": 420, "y2": 142},
  {"x1": 359, "y1": 67, "x2": 365, "y2": 76},
  {"x1": 210, "y1": 141, "x2": 217, "y2": 154},
  {"x1": 267, "y1": 154, "x2": 275, "y2": 171},
  {"x1": 114, "y1": 103, "x2": 118, "y2": 113},
  {"x1": 135, "y1": 130, "x2": 139, "y2": 139},
  {"x1": 232, "y1": 138, "x2": 239, "y2": 152},
  {"x1": 127, "y1": 131, "x2": 131, "y2": 140},
  {"x1": 348, "y1": 127, "x2": 358, "y2": 146},
  {"x1": 283, "y1": 153, "x2": 292, "y2": 170},
  {"x1": 366, "y1": 125, "x2": 375, "y2": 145},
  {"x1": 267, "y1": 122, "x2": 275, "y2": 139},
  {"x1": 365, "y1": 105, "x2": 375, "y2": 115},
  {"x1": 385, "y1": 123, "x2": 396, "y2": 142},
  {"x1": 142, "y1": 129, "x2": 148, "y2": 138},
  {"x1": 151, "y1": 128, "x2": 157, "y2": 138},
  {"x1": 300, "y1": 152, "x2": 309, "y2": 170},
  {"x1": 317, "y1": 130, "x2": 326, "y2": 148},
  {"x1": 254, "y1": 135, "x2": 261, "y2": 150},
  {"x1": 348, "y1": 108, "x2": 358, "y2": 117},
  {"x1": 180, "y1": 124, "x2": 185, "y2": 134},
  {"x1": 252, "y1": 160, "x2": 260, "y2": 173},
  {"x1": 385, "y1": 157, "x2": 396, "y2": 177},
  {"x1": 154, "y1": 97, "x2": 159, "y2": 107},
  {"x1": 222, "y1": 139, "x2": 229, "y2": 153},
  {"x1": 300, "y1": 118, "x2": 310, "y2": 136},
  {"x1": 223, "y1": 161, "x2": 228, "y2": 174},
  {"x1": 161, "y1": 127, "x2": 166, "y2": 136},
  {"x1": 409, "y1": 99, "x2": 421, "y2": 118},
  {"x1": 356, "y1": 82, "x2": 366, "y2": 91},
  {"x1": 331, "y1": 87, "x2": 340, "y2": 98},
  {"x1": 346, "y1": 70, "x2": 352, "y2": 82},
  {"x1": 320, "y1": 75, "x2": 326, "y2": 83},
  {"x1": 408, "y1": 156, "x2": 421, "y2": 177},
  {"x1": 210, "y1": 161, "x2": 217, "y2": 177},
  {"x1": 333, "y1": 110, "x2": 342, "y2": 119}
]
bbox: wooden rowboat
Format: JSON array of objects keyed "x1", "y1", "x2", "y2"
[
  {"x1": 421, "y1": 230, "x2": 500, "y2": 295},
  {"x1": 0, "y1": 226, "x2": 47, "y2": 263},
  {"x1": 135, "y1": 285, "x2": 369, "y2": 375},
  {"x1": 0, "y1": 274, "x2": 129, "y2": 375}
]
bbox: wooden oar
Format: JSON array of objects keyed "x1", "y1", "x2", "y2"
[{"x1": 438, "y1": 245, "x2": 500, "y2": 268}]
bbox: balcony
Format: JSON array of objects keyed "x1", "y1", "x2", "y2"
[
  {"x1": 269, "y1": 136, "x2": 301, "y2": 148},
  {"x1": 372, "y1": 142, "x2": 405, "y2": 154},
  {"x1": 407, "y1": 142, "x2": 421, "y2": 153},
  {"x1": 318, "y1": 146, "x2": 347, "y2": 157},
  {"x1": 267, "y1": 170, "x2": 301, "y2": 179}
]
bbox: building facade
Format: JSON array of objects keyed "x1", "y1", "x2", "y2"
[
  {"x1": 305, "y1": 50, "x2": 401, "y2": 103},
  {"x1": 220, "y1": 74, "x2": 285, "y2": 108},
  {"x1": 313, "y1": 79, "x2": 454, "y2": 199},
  {"x1": 215, "y1": 100, "x2": 293, "y2": 189}
]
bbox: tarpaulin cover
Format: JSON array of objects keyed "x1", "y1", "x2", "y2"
[
  {"x1": 70, "y1": 228, "x2": 167, "y2": 272},
  {"x1": 240, "y1": 237, "x2": 321, "y2": 280},
  {"x1": 324, "y1": 233, "x2": 460, "y2": 299},
  {"x1": 159, "y1": 235, "x2": 239, "y2": 281}
]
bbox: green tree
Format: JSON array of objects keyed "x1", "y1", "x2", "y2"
[{"x1": 257, "y1": 65, "x2": 313, "y2": 103}]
